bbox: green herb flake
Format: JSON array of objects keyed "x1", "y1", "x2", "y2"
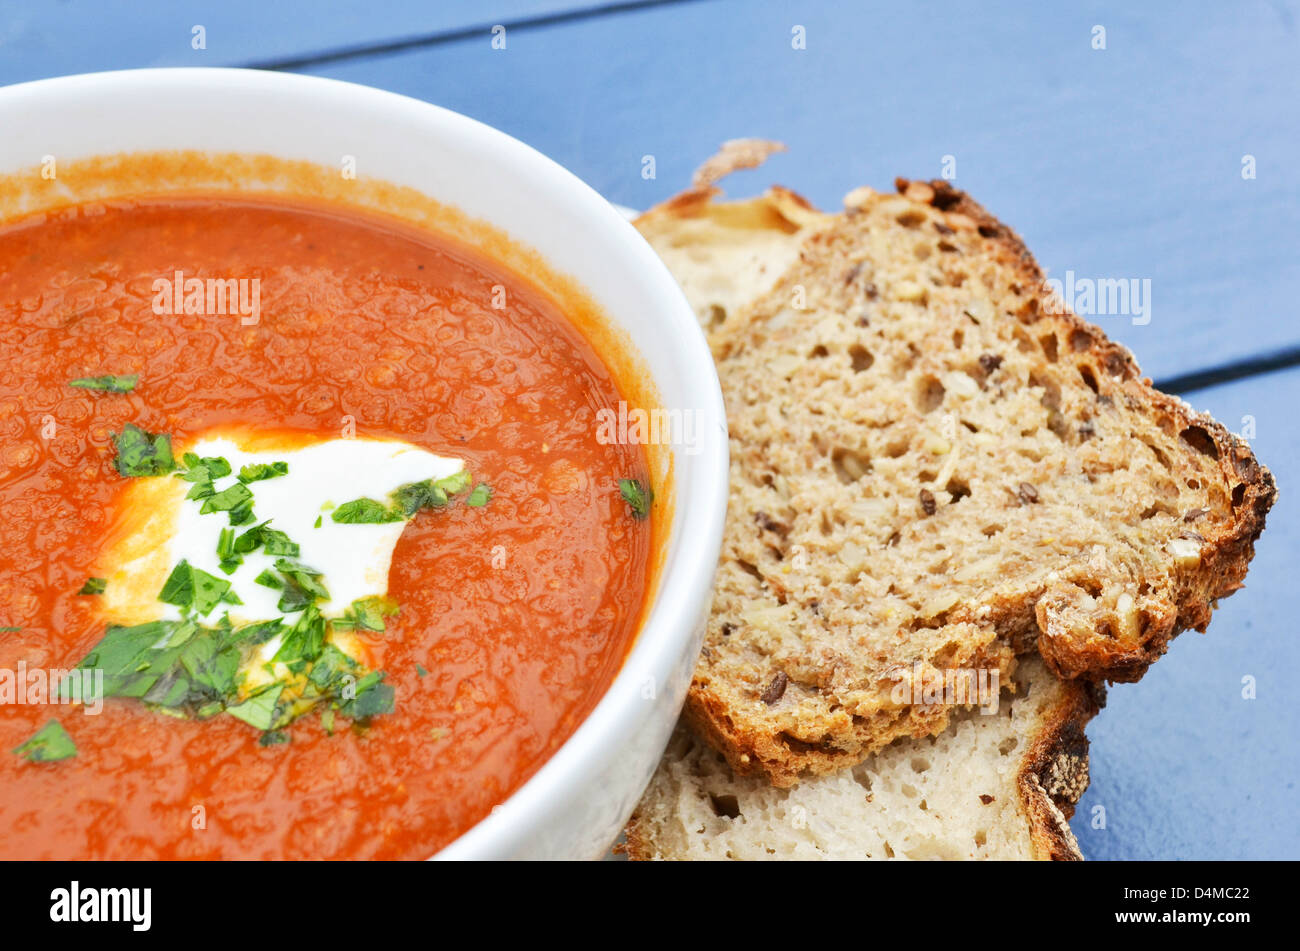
[
  {"x1": 112, "y1": 423, "x2": 176, "y2": 477},
  {"x1": 237, "y1": 461, "x2": 289, "y2": 484},
  {"x1": 163, "y1": 617, "x2": 200, "y2": 648},
  {"x1": 341, "y1": 672, "x2": 395, "y2": 720},
  {"x1": 465, "y1": 482, "x2": 492, "y2": 507},
  {"x1": 272, "y1": 559, "x2": 330, "y2": 611},
  {"x1": 332, "y1": 596, "x2": 400, "y2": 633},
  {"x1": 0, "y1": 626, "x2": 19, "y2": 633},
  {"x1": 618, "y1": 478, "x2": 652, "y2": 519},
  {"x1": 226, "y1": 685, "x2": 284, "y2": 731},
  {"x1": 229, "y1": 619, "x2": 283, "y2": 647},
  {"x1": 335, "y1": 470, "x2": 476, "y2": 524},
  {"x1": 178, "y1": 455, "x2": 231, "y2": 482},
  {"x1": 77, "y1": 577, "x2": 107, "y2": 596},
  {"x1": 158, "y1": 560, "x2": 233, "y2": 616},
  {"x1": 216, "y1": 528, "x2": 242, "y2": 574},
  {"x1": 253, "y1": 570, "x2": 283, "y2": 590},
  {"x1": 331, "y1": 498, "x2": 402, "y2": 525},
  {"x1": 232, "y1": 522, "x2": 269, "y2": 554},
  {"x1": 434, "y1": 470, "x2": 472, "y2": 495},
  {"x1": 415, "y1": 663, "x2": 429, "y2": 678},
  {"x1": 306, "y1": 642, "x2": 356, "y2": 690},
  {"x1": 259, "y1": 528, "x2": 299, "y2": 557},
  {"x1": 272, "y1": 604, "x2": 327, "y2": 668},
  {"x1": 231, "y1": 523, "x2": 298, "y2": 559},
  {"x1": 390, "y1": 480, "x2": 447, "y2": 517},
  {"x1": 158, "y1": 561, "x2": 194, "y2": 607},
  {"x1": 199, "y1": 482, "x2": 254, "y2": 519},
  {"x1": 69, "y1": 374, "x2": 138, "y2": 394},
  {"x1": 227, "y1": 502, "x2": 256, "y2": 527},
  {"x1": 259, "y1": 730, "x2": 290, "y2": 747},
  {"x1": 186, "y1": 480, "x2": 215, "y2": 501},
  {"x1": 12, "y1": 719, "x2": 77, "y2": 763}
]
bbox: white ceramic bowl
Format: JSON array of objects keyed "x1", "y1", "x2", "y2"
[{"x1": 0, "y1": 68, "x2": 728, "y2": 859}]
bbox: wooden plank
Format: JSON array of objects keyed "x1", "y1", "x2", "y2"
[
  {"x1": 297, "y1": 0, "x2": 1300, "y2": 381},
  {"x1": 1074, "y1": 367, "x2": 1296, "y2": 859},
  {"x1": 0, "y1": 0, "x2": 638, "y2": 85}
]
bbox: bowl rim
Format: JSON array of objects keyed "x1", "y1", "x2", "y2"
[{"x1": 0, "y1": 67, "x2": 729, "y2": 859}]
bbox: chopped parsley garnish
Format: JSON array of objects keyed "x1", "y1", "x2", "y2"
[
  {"x1": 61, "y1": 608, "x2": 390, "y2": 736},
  {"x1": 179, "y1": 454, "x2": 232, "y2": 482},
  {"x1": 257, "y1": 528, "x2": 298, "y2": 557},
  {"x1": 200, "y1": 482, "x2": 255, "y2": 525},
  {"x1": 0, "y1": 626, "x2": 19, "y2": 633},
  {"x1": 73, "y1": 436, "x2": 414, "y2": 747},
  {"x1": 330, "y1": 497, "x2": 401, "y2": 525},
  {"x1": 416, "y1": 663, "x2": 429, "y2": 678},
  {"x1": 306, "y1": 641, "x2": 355, "y2": 688},
  {"x1": 226, "y1": 684, "x2": 284, "y2": 731},
  {"x1": 341, "y1": 670, "x2": 394, "y2": 719},
  {"x1": 270, "y1": 558, "x2": 330, "y2": 612},
  {"x1": 230, "y1": 522, "x2": 299, "y2": 560},
  {"x1": 177, "y1": 453, "x2": 255, "y2": 522},
  {"x1": 60, "y1": 619, "x2": 222, "y2": 704},
  {"x1": 272, "y1": 603, "x2": 327, "y2": 669},
  {"x1": 233, "y1": 619, "x2": 283, "y2": 645},
  {"x1": 216, "y1": 527, "x2": 240, "y2": 574},
  {"x1": 12, "y1": 719, "x2": 77, "y2": 763},
  {"x1": 77, "y1": 577, "x2": 107, "y2": 595},
  {"x1": 158, "y1": 559, "x2": 240, "y2": 616},
  {"x1": 332, "y1": 470, "x2": 476, "y2": 524},
  {"x1": 466, "y1": 483, "x2": 492, "y2": 507},
  {"x1": 332, "y1": 596, "x2": 399, "y2": 633},
  {"x1": 237, "y1": 461, "x2": 289, "y2": 483},
  {"x1": 112, "y1": 423, "x2": 176, "y2": 477},
  {"x1": 69, "y1": 374, "x2": 138, "y2": 394},
  {"x1": 618, "y1": 478, "x2": 652, "y2": 519},
  {"x1": 177, "y1": 454, "x2": 232, "y2": 503},
  {"x1": 432, "y1": 469, "x2": 472, "y2": 495},
  {"x1": 390, "y1": 475, "x2": 455, "y2": 515}
]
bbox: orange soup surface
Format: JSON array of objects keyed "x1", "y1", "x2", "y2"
[{"x1": 0, "y1": 196, "x2": 651, "y2": 858}]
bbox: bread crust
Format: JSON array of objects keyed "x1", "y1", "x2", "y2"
[{"x1": 1017, "y1": 675, "x2": 1105, "y2": 860}]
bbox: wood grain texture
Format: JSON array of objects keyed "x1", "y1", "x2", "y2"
[
  {"x1": 0, "y1": 0, "x2": 639, "y2": 82},
  {"x1": 294, "y1": 0, "x2": 1300, "y2": 382}
]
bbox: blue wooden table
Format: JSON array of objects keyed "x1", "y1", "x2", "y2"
[{"x1": 2, "y1": 0, "x2": 1295, "y2": 860}]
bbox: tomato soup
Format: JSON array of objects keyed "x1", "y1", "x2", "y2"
[{"x1": 0, "y1": 196, "x2": 652, "y2": 858}]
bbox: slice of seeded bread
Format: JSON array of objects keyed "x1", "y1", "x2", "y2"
[
  {"x1": 625, "y1": 654, "x2": 1103, "y2": 860},
  {"x1": 635, "y1": 158, "x2": 1275, "y2": 786}
]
